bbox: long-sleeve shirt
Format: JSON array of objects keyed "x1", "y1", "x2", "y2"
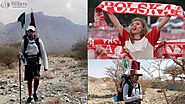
[
  {"x1": 20, "y1": 35, "x2": 48, "y2": 69},
  {"x1": 123, "y1": 82, "x2": 142, "y2": 103}
]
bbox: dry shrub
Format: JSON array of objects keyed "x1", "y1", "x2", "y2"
[
  {"x1": 41, "y1": 70, "x2": 54, "y2": 79},
  {"x1": 70, "y1": 37, "x2": 87, "y2": 60},
  {"x1": 68, "y1": 77, "x2": 83, "y2": 94},
  {"x1": 0, "y1": 44, "x2": 19, "y2": 69},
  {"x1": 139, "y1": 78, "x2": 152, "y2": 94},
  {"x1": 44, "y1": 96, "x2": 62, "y2": 104}
]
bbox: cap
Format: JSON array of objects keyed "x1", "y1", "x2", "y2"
[{"x1": 26, "y1": 26, "x2": 36, "y2": 32}]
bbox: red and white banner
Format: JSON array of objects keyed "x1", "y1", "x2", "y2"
[
  {"x1": 88, "y1": 38, "x2": 123, "y2": 53},
  {"x1": 163, "y1": 42, "x2": 185, "y2": 56},
  {"x1": 95, "y1": 1, "x2": 185, "y2": 29},
  {"x1": 154, "y1": 41, "x2": 185, "y2": 58},
  {"x1": 88, "y1": 39, "x2": 185, "y2": 59},
  {"x1": 88, "y1": 38, "x2": 129, "y2": 59}
]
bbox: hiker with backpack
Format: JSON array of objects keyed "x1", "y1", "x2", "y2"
[
  {"x1": 18, "y1": 25, "x2": 48, "y2": 103},
  {"x1": 123, "y1": 70, "x2": 142, "y2": 104}
]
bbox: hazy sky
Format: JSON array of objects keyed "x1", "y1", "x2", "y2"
[{"x1": 0, "y1": 0, "x2": 87, "y2": 25}]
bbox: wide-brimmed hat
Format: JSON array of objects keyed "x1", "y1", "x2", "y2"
[
  {"x1": 130, "y1": 70, "x2": 142, "y2": 76},
  {"x1": 26, "y1": 26, "x2": 36, "y2": 32},
  {"x1": 131, "y1": 60, "x2": 140, "y2": 70}
]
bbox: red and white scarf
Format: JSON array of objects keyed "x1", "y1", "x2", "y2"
[{"x1": 94, "y1": 1, "x2": 185, "y2": 29}]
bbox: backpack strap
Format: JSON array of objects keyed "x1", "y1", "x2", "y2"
[
  {"x1": 35, "y1": 38, "x2": 41, "y2": 57},
  {"x1": 128, "y1": 83, "x2": 141, "y2": 97},
  {"x1": 23, "y1": 37, "x2": 29, "y2": 58},
  {"x1": 138, "y1": 83, "x2": 141, "y2": 93},
  {"x1": 127, "y1": 82, "x2": 134, "y2": 97}
]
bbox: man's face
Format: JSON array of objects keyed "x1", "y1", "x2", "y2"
[
  {"x1": 28, "y1": 31, "x2": 36, "y2": 37},
  {"x1": 131, "y1": 75, "x2": 139, "y2": 83}
]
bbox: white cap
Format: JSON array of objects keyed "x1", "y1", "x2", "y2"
[{"x1": 26, "y1": 26, "x2": 36, "y2": 31}]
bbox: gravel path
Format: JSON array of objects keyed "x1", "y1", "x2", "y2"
[{"x1": 0, "y1": 56, "x2": 88, "y2": 104}]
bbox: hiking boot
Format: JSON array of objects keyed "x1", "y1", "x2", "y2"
[
  {"x1": 33, "y1": 93, "x2": 38, "y2": 101},
  {"x1": 26, "y1": 97, "x2": 33, "y2": 104}
]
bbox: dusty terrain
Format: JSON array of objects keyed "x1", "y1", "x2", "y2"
[
  {"x1": 88, "y1": 76, "x2": 185, "y2": 104},
  {"x1": 0, "y1": 56, "x2": 88, "y2": 104}
]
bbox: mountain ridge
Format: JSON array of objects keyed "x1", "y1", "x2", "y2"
[{"x1": 0, "y1": 12, "x2": 87, "y2": 52}]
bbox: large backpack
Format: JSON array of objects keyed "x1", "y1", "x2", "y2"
[
  {"x1": 23, "y1": 35, "x2": 41, "y2": 58},
  {"x1": 117, "y1": 74, "x2": 140, "y2": 101},
  {"x1": 23, "y1": 35, "x2": 41, "y2": 66}
]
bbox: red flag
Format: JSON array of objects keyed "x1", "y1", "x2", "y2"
[{"x1": 30, "y1": 12, "x2": 36, "y2": 27}]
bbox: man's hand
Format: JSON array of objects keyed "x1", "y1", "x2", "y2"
[
  {"x1": 138, "y1": 95, "x2": 143, "y2": 101},
  {"x1": 138, "y1": 99, "x2": 142, "y2": 101},
  {"x1": 44, "y1": 68, "x2": 48, "y2": 71},
  {"x1": 17, "y1": 53, "x2": 21, "y2": 59}
]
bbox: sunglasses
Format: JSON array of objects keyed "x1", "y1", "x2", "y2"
[
  {"x1": 133, "y1": 75, "x2": 140, "y2": 78},
  {"x1": 26, "y1": 30, "x2": 35, "y2": 35}
]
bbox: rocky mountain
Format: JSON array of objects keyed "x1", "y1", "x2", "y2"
[{"x1": 0, "y1": 12, "x2": 87, "y2": 52}]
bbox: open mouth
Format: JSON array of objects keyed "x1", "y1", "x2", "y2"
[{"x1": 132, "y1": 27, "x2": 137, "y2": 31}]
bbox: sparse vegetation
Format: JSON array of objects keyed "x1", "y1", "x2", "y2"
[
  {"x1": 89, "y1": 59, "x2": 185, "y2": 103},
  {"x1": 49, "y1": 37, "x2": 88, "y2": 67},
  {"x1": 139, "y1": 78, "x2": 152, "y2": 94},
  {"x1": 105, "y1": 60, "x2": 127, "y2": 96},
  {"x1": 0, "y1": 42, "x2": 20, "y2": 69},
  {"x1": 163, "y1": 65, "x2": 183, "y2": 82},
  {"x1": 173, "y1": 59, "x2": 185, "y2": 74},
  {"x1": 141, "y1": 59, "x2": 185, "y2": 104},
  {"x1": 70, "y1": 37, "x2": 87, "y2": 60}
]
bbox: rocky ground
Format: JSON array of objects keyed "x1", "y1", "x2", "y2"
[
  {"x1": 88, "y1": 77, "x2": 185, "y2": 104},
  {"x1": 0, "y1": 56, "x2": 88, "y2": 104}
]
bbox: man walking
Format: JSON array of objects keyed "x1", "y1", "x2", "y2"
[
  {"x1": 19, "y1": 25, "x2": 48, "y2": 103},
  {"x1": 123, "y1": 69, "x2": 143, "y2": 104}
]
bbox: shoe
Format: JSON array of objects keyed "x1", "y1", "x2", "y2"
[
  {"x1": 26, "y1": 97, "x2": 33, "y2": 104},
  {"x1": 33, "y1": 93, "x2": 38, "y2": 101}
]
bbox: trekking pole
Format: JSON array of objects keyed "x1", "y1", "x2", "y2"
[{"x1": 18, "y1": 57, "x2": 22, "y2": 104}]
